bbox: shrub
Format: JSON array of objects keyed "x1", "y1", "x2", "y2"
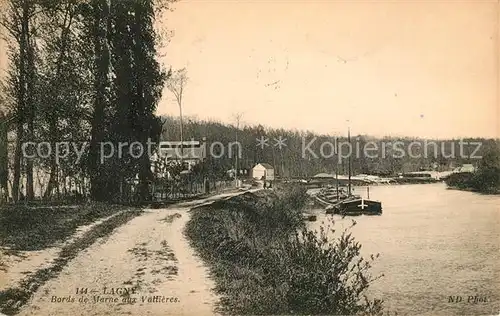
[
  {"x1": 470, "y1": 167, "x2": 500, "y2": 193},
  {"x1": 445, "y1": 144, "x2": 500, "y2": 193},
  {"x1": 262, "y1": 219, "x2": 383, "y2": 315},
  {"x1": 444, "y1": 172, "x2": 474, "y2": 189},
  {"x1": 445, "y1": 169, "x2": 500, "y2": 193}
]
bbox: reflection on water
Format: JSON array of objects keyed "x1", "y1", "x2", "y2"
[{"x1": 308, "y1": 183, "x2": 500, "y2": 316}]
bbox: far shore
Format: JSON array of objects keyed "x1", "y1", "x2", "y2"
[{"x1": 445, "y1": 186, "x2": 500, "y2": 195}]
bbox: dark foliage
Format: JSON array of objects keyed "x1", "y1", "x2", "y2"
[{"x1": 445, "y1": 143, "x2": 500, "y2": 193}]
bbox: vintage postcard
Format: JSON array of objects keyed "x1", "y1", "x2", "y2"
[{"x1": 0, "y1": 0, "x2": 499, "y2": 315}]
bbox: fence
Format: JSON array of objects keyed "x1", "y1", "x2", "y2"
[
  {"x1": 1, "y1": 176, "x2": 235, "y2": 205},
  {"x1": 150, "y1": 179, "x2": 235, "y2": 202}
]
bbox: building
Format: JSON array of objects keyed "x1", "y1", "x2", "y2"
[
  {"x1": 227, "y1": 167, "x2": 251, "y2": 179},
  {"x1": 313, "y1": 173, "x2": 335, "y2": 179},
  {"x1": 252, "y1": 163, "x2": 275, "y2": 181},
  {"x1": 158, "y1": 140, "x2": 206, "y2": 163},
  {"x1": 403, "y1": 171, "x2": 437, "y2": 179},
  {"x1": 452, "y1": 164, "x2": 476, "y2": 173},
  {"x1": 310, "y1": 173, "x2": 373, "y2": 186}
]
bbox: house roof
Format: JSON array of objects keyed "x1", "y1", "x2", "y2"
[
  {"x1": 458, "y1": 164, "x2": 476, "y2": 172},
  {"x1": 313, "y1": 173, "x2": 335, "y2": 178},
  {"x1": 254, "y1": 163, "x2": 274, "y2": 170}
]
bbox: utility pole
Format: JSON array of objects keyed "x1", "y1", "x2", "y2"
[
  {"x1": 233, "y1": 113, "x2": 243, "y2": 188},
  {"x1": 347, "y1": 125, "x2": 352, "y2": 196},
  {"x1": 335, "y1": 136, "x2": 339, "y2": 201},
  {"x1": 235, "y1": 120, "x2": 239, "y2": 187}
]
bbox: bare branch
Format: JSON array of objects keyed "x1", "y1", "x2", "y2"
[{"x1": 166, "y1": 67, "x2": 188, "y2": 107}]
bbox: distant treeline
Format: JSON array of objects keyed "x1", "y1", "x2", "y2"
[{"x1": 161, "y1": 115, "x2": 499, "y2": 178}]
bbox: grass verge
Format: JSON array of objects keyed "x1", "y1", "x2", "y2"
[{"x1": 0, "y1": 203, "x2": 127, "y2": 251}]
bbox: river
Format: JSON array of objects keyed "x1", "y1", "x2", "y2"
[{"x1": 307, "y1": 183, "x2": 500, "y2": 316}]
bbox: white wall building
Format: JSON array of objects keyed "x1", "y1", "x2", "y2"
[
  {"x1": 252, "y1": 163, "x2": 275, "y2": 181},
  {"x1": 452, "y1": 164, "x2": 476, "y2": 173}
]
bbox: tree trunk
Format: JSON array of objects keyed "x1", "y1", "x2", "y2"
[
  {"x1": 43, "y1": 9, "x2": 75, "y2": 200},
  {"x1": 44, "y1": 155, "x2": 57, "y2": 199},
  {"x1": 134, "y1": 2, "x2": 151, "y2": 202},
  {"x1": 0, "y1": 115, "x2": 8, "y2": 201},
  {"x1": 179, "y1": 102, "x2": 184, "y2": 162},
  {"x1": 89, "y1": 0, "x2": 110, "y2": 201},
  {"x1": 12, "y1": 124, "x2": 22, "y2": 202},
  {"x1": 12, "y1": 0, "x2": 30, "y2": 202},
  {"x1": 25, "y1": 10, "x2": 36, "y2": 200}
]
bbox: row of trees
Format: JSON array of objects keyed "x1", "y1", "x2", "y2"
[
  {"x1": 1, "y1": 0, "x2": 176, "y2": 202},
  {"x1": 1, "y1": 0, "x2": 496, "y2": 201}
]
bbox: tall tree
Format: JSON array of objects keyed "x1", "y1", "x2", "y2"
[
  {"x1": 38, "y1": 0, "x2": 84, "y2": 199},
  {"x1": 132, "y1": 0, "x2": 167, "y2": 200},
  {"x1": 83, "y1": 0, "x2": 112, "y2": 201},
  {"x1": 85, "y1": 0, "x2": 167, "y2": 201},
  {"x1": 166, "y1": 68, "x2": 187, "y2": 161},
  {"x1": 1, "y1": 0, "x2": 39, "y2": 201}
]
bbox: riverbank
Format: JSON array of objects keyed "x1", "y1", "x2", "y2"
[
  {"x1": 446, "y1": 186, "x2": 500, "y2": 195},
  {"x1": 185, "y1": 186, "x2": 383, "y2": 315},
  {"x1": 444, "y1": 171, "x2": 500, "y2": 194},
  {"x1": 301, "y1": 178, "x2": 442, "y2": 190}
]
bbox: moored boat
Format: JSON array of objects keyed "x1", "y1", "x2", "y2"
[
  {"x1": 322, "y1": 125, "x2": 383, "y2": 216},
  {"x1": 315, "y1": 186, "x2": 348, "y2": 206},
  {"x1": 329, "y1": 196, "x2": 382, "y2": 216}
]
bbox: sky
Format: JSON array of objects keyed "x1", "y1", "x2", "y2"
[
  {"x1": 0, "y1": 1, "x2": 498, "y2": 139},
  {"x1": 159, "y1": 0, "x2": 499, "y2": 139}
]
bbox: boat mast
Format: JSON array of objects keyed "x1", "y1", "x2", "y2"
[
  {"x1": 347, "y1": 126, "x2": 352, "y2": 196},
  {"x1": 335, "y1": 137, "x2": 339, "y2": 201}
]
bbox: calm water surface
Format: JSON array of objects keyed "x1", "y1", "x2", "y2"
[{"x1": 308, "y1": 183, "x2": 500, "y2": 316}]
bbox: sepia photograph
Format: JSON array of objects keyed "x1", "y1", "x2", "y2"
[{"x1": 0, "y1": 0, "x2": 499, "y2": 315}]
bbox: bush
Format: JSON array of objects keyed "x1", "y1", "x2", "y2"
[
  {"x1": 445, "y1": 144, "x2": 500, "y2": 194},
  {"x1": 444, "y1": 172, "x2": 474, "y2": 189},
  {"x1": 262, "y1": 220, "x2": 383, "y2": 315},
  {"x1": 470, "y1": 167, "x2": 500, "y2": 193},
  {"x1": 445, "y1": 169, "x2": 500, "y2": 193},
  {"x1": 186, "y1": 186, "x2": 383, "y2": 315}
]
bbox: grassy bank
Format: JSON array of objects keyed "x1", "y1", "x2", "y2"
[
  {"x1": 445, "y1": 171, "x2": 500, "y2": 194},
  {"x1": 444, "y1": 144, "x2": 500, "y2": 194},
  {"x1": 185, "y1": 186, "x2": 383, "y2": 315}
]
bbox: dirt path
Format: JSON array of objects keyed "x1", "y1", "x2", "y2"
[{"x1": 16, "y1": 190, "x2": 250, "y2": 316}]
